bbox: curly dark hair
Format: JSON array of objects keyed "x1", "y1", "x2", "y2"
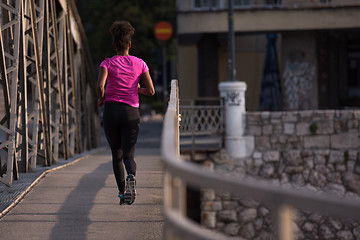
[{"x1": 109, "y1": 21, "x2": 135, "y2": 52}]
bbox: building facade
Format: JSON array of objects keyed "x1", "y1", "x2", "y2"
[{"x1": 177, "y1": 0, "x2": 360, "y2": 110}]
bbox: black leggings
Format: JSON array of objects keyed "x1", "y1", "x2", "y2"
[{"x1": 103, "y1": 102, "x2": 140, "y2": 193}]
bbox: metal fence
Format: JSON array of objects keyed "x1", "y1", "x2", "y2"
[
  {"x1": 179, "y1": 100, "x2": 224, "y2": 158},
  {"x1": 0, "y1": 0, "x2": 100, "y2": 186},
  {"x1": 162, "y1": 80, "x2": 360, "y2": 240}
]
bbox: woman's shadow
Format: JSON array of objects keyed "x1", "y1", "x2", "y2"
[{"x1": 50, "y1": 161, "x2": 110, "y2": 240}]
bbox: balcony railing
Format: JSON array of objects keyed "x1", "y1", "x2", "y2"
[{"x1": 177, "y1": 0, "x2": 360, "y2": 12}]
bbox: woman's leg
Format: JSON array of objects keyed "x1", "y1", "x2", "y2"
[
  {"x1": 103, "y1": 103, "x2": 126, "y2": 193},
  {"x1": 121, "y1": 108, "x2": 140, "y2": 176}
]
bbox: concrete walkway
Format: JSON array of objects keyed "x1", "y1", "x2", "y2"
[{"x1": 0, "y1": 120, "x2": 164, "y2": 240}]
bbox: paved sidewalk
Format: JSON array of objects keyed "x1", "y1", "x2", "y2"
[{"x1": 0, "y1": 120, "x2": 164, "y2": 240}]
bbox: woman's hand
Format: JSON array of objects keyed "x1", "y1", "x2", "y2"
[
  {"x1": 97, "y1": 67, "x2": 108, "y2": 107},
  {"x1": 98, "y1": 97, "x2": 105, "y2": 107},
  {"x1": 139, "y1": 71, "x2": 155, "y2": 96}
]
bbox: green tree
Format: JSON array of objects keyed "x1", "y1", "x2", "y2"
[{"x1": 76, "y1": 0, "x2": 176, "y2": 69}]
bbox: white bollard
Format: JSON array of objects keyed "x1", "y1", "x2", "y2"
[{"x1": 219, "y1": 81, "x2": 254, "y2": 159}]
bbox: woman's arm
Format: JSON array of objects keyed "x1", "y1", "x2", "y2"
[
  {"x1": 97, "y1": 67, "x2": 108, "y2": 106},
  {"x1": 138, "y1": 71, "x2": 155, "y2": 96}
]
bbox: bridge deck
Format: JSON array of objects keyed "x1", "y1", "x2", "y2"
[{"x1": 0, "y1": 120, "x2": 164, "y2": 240}]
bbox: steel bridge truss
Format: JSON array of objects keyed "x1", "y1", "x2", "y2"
[{"x1": 0, "y1": 0, "x2": 100, "y2": 186}]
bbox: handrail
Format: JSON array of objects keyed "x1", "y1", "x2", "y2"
[{"x1": 161, "y1": 80, "x2": 360, "y2": 239}]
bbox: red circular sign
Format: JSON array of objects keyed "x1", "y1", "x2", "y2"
[{"x1": 154, "y1": 21, "x2": 173, "y2": 41}]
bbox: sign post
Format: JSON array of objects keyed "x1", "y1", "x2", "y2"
[{"x1": 154, "y1": 21, "x2": 173, "y2": 111}]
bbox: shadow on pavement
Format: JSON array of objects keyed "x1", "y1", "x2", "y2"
[{"x1": 50, "y1": 162, "x2": 109, "y2": 240}]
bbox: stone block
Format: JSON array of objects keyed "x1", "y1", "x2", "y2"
[
  {"x1": 291, "y1": 174, "x2": 305, "y2": 186},
  {"x1": 201, "y1": 211, "x2": 216, "y2": 228},
  {"x1": 239, "y1": 198, "x2": 259, "y2": 208},
  {"x1": 304, "y1": 157, "x2": 314, "y2": 169},
  {"x1": 247, "y1": 125, "x2": 262, "y2": 136},
  {"x1": 343, "y1": 172, "x2": 360, "y2": 195},
  {"x1": 334, "y1": 120, "x2": 347, "y2": 133},
  {"x1": 349, "y1": 150, "x2": 358, "y2": 161},
  {"x1": 347, "y1": 119, "x2": 359, "y2": 130},
  {"x1": 202, "y1": 161, "x2": 214, "y2": 171},
  {"x1": 284, "y1": 123, "x2": 295, "y2": 135},
  {"x1": 240, "y1": 223, "x2": 255, "y2": 239},
  {"x1": 336, "y1": 230, "x2": 354, "y2": 240},
  {"x1": 298, "y1": 110, "x2": 313, "y2": 120},
  {"x1": 285, "y1": 166, "x2": 304, "y2": 174},
  {"x1": 303, "y1": 221, "x2": 317, "y2": 233},
  {"x1": 355, "y1": 111, "x2": 360, "y2": 119},
  {"x1": 260, "y1": 111, "x2": 270, "y2": 121},
  {"x1": 223, "y1": 201, "x2": 239, "y2": 210},
  {"x1": 238, "y1": 208, "x2": 257, "y2": 223},
  {"x1": 262, "y1": 124, "x2": 273, "y2": 135},
  {"x1": 254, "y1": 159, "x2": 263, "y2": 167},
  {"x1": 273, "y1": 124, "x2": 283, "y2": 134},
  {"x1": 283, "y1": 150, "x2": 302, "y2": 165},
  {"x1": 201, "y1": 201, "x2": 222, "y2": 211},
  {"x1": 328, "y1": 172, "x2": 342, "y2": 184},
  {"x1": 263, "y1": 151, "x2": 280, "y2": 162},
  {"x1": 319, "y1": 224, "x2": 334, "y2": 240},
  {"x1": 218, "y1": 210, "x2": 237, "y2": 222},
  {"x1": 309, "y1": 170, "x2": 327, "y2": 188},
  {"x1": 303, "y1": 136, "x2": 330, "y2": 149},
  {"x1": 253, "y1": 152, "x2": 262, "y2": 159},
  {"x1": 260, "y1": 164, "x2": 275, "y2": 177},
  {"x1": 259, "y1": 206, "x2": 270, "y2": 217},
  {"x1": 282, "y1": 111, "x2": 298, "y2": 122},
  {"x1": 255, "y1": 136, "x2": 271, "y2": 151},
  {"x1": 329, "y1": 150, "x2": 344, "y2": 164},
  {"x1": 340, "y1": 110, "x2": 354, "y2": 120},
  {"x1": 324, "y1": 183, "x2": 346, "y2": 196},
  {"x1": 329, "y1": 218, "x2": 342, "y2": 230},
  {"x1": 246, "y1": 112, "x2": 261, "y2": 124},
  {"x1": 317, "y1": 121, "x2": 334, "y2": 134},
  {"x1": 202, "y1": 189, "x2": 215, "y2": 201},
  {"x1": 296, "y1": 122, "x2": 310, "y2": 136},
  {"x1": 331, "y1": 133, "x2": 360, "y2": 149},
  {"x1": 223, "y1": 223, "x2": 240, "y2": 236},
  {"x1": 324, "y1": 110, "x2": 335, "y2": 119},
  {"x1": 271, "y1": 112, "x2": 283, "y2": 120}
]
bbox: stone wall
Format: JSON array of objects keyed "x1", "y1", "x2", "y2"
[{"x1": 200, "y1": 110, "x2": 360, "y2": 239}]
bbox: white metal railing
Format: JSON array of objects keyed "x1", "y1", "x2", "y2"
[
  {"x1": 162, "y1": 79, "x2": 360, "y2": 240},
  {"x1": 177, "y1": 0, "x2": 360, "y2": 12}
]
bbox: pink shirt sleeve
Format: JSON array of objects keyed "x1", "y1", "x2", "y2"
[
  {"x1": 141, "y1": 59, "x2": 149, "y2": 74},
  {"x1": 100, "y1": 58, "x2": 109, "y2": 70}
]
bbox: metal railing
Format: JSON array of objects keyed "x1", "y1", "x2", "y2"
[
  {"x1": 162, "y1": 79, "x2": 360, "y2": 240},
  {"x1": 0, "y1": 0, "x2": 99, "y2": 186},
  {"x1": 177, "y1": 0, "x2": 360, "y2": 12},
  {"x1": 179, "y1": 99, "x2": 224, "y2": 158}
]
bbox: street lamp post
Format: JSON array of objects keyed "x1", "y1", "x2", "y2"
[
  {"x1": 218, "y1": 0, "x2": 253, "y2": 159},
  {"x1": 228, "y1": 0, "x2": 236, "y2": 82}
]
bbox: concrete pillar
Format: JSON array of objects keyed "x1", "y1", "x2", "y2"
[{"x1": 219, "y1": 81, "x2": 254, "y2": 159}]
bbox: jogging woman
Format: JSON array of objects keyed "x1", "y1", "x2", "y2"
[{"x1": 96, "y1": 21, "x2": 155, "y2": 205}]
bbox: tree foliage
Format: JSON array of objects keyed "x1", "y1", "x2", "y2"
[{"x1": 76, "y1": 0, "x2": 176, "y2": 68}]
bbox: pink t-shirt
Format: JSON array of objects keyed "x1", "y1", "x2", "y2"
[{"x1": 100, "y1": 55, "x2": 149, "y2": 108}]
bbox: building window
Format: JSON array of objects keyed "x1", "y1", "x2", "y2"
[
  {"x1": 233, "y1": 0, "x2": 250, "y2": 7},
  {"x1": 191, "y1": 0, "x2": 282, "y2": 10},
  {"x1": 193, "y1": 0, "x2": 219, "y2": 9}
]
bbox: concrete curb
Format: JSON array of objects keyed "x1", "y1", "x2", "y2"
[{"x1": 0, "y1": 146, "x2": 107, "y2": 219}]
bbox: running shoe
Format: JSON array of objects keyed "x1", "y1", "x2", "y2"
[{"x1": 124, "y1": 174, "x2": 136, "y2": 205}]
